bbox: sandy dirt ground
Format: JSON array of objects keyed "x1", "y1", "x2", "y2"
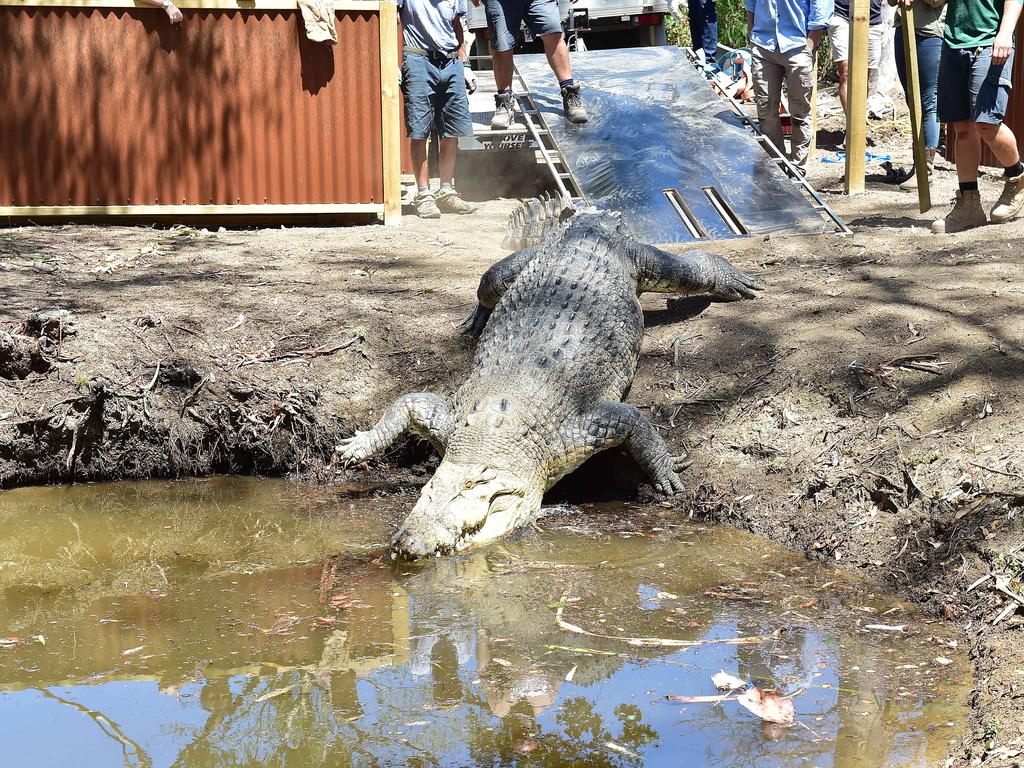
[{"x1": 2, "y1": 87, "x2": 1023, "y2": 765}]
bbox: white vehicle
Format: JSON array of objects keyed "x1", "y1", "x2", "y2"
[{"x1": 466, "y1": 0, "x2": 670, "y2": 52}]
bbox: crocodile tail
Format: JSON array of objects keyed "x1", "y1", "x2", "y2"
[{"x1": 501, "y1": 193, "x2": 575, "y2": 250}]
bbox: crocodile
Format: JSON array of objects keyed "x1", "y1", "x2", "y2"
[{"x1": 337, "y1": 200, "x2": 761, "y2": 559}]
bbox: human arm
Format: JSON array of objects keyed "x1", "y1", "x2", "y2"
[
  {"x1": 992, "y1": 0, "x2": 1023, "y2": 64},
  {"x1": 138, "y1": 0, "x2": 182, "y2": 23},
  {"x1": 807, "y1": 0, "x2": 835, "y2": 36}
]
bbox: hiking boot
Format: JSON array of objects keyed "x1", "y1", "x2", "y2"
[
  {"x1": 561, "y1": 84, "x2": 588, "y2": 124},
  {"x1": 490, "y1": 92, "x2": 516, "y2": 131},
  {"x1": 435, "y1": 188, "x2": 478, "y2": 214},
  {"x1": 900, "y1": 148, "x2": 935, "y2": 190},
  {"x1": 931, "y1": 189, "x2": 986, "y2": 234},
  {"x1": 990, "y1": 172, "x2": 1024, "y2": 223},
  {"x1": 413, "y1": 191, "x2": 441, "y2": 219}
]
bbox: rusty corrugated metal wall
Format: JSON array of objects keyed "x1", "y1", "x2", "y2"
[{"x1": 0, "y1": 6, "x2": 384, "y2": 208}]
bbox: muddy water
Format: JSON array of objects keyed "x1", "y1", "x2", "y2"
[{"x1": 1, "y1": 478, "x2": 969, "y2": 768}]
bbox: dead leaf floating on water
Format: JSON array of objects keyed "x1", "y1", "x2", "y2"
[
  {"x1": 736, "y1": 687, "x2": 796, "y2": 725},
  {"x1": 254, "y1": 684, "x2": 296, "y2": 703}
]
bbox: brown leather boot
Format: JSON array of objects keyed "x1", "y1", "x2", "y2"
[{"x1": 931, "y1": 189, "x2": 986, "y2": 234}]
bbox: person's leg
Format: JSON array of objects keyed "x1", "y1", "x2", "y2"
[
  {"x1": 752, "y1": 46, "x2": 785, "y2": 155},
  {"x1": 972, "y1": 47, "x2": 1024, "y2": 222},
  {"x1": 827, "y1": 18, "x2": 849, "y2": 115},
  {"x1": 687, "y1": 0, "x2": 706, "y2": 62},
  {"x1": 411, "y1": 139, "x2": 429, "y2": 189},
  {"x1": 540, "y1": 32, "x2": 572, "y2": 82},
  {"x1": 837, "y1": 59, "x2": 849, "y2": 114},
  {"x1": 933, "y1": 45, "x2": 985, "y2": 232},
  {"x1": 701, "y1": 0, "x2": 718, "y2": 64},
  {"x1": 954, "y1": 120, "x2": 982, "y2": 183},
  {"x1": 784, "y1": 47, "x2": 815, "y2": 171},
  {"x1": 917, "y1": 34, "x2": 942, "y2": 149},
  {"x1": 492, "y1": 49, "x2": 515, "y2": 91},
  {"x1": 894, "y1": 25, "x2": 907, "y2": 97},
  {"x1": 435, "y1": 59, "x2": 478, "y2": 214},
  {"x1": 484, "y1": 0, "x2": 521, "y2": 129},
  {"x1": 401, "y1": 52, "x2": 441, "y2": 217}
]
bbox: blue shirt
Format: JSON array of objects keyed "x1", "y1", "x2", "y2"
[
  {"x1": 398, "y1": 0, "x2": 467, "y2": 53},
  {"x1": 745, "y1": 0, "x2": 834, "y2": 53}
]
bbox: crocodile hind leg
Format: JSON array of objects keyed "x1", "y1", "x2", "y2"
[
  {"x1": 564, "y1": 403, "x2": 689, "y2": 494},
  {"x1": 631, "y1": 243, "x2": 762, "y2": 302},
  {"x1": 336, "y1": 393, "x2": 455, "y2": 463},
  {"x1": 458, "y1": 246, "x2": 540, "y2": 338}
]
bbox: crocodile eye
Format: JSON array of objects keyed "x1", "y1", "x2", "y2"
[{"x1": 464, "y1": 480, "x2": 476, "y2": 490}]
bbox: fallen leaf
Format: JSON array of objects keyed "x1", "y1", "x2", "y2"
[
  {"x1": 604, "y1": 741, "x2": 639, "y2": 758},
  {"x1": 934, "y1": 656, "x2": 954, "y2": 666},
  {"x1": 711, "y1": 671, "x2": 747, "y2": 691},
  {"x1": 254, "y1": 684, "x2": 296, "y2": 703},
  {"x1": 565, "y1": 665, "x2": 578, "y2": 682},
  {"x1": 864, "y1": 624, "x2": 905, "y2": 632},
  {"x1": 735, "y1": 687, "x2": 795, "y2": 725},
  {"x1": 122, "y1": 646, "x2": 145, "y2": 656},
  {"x1": 491, "y1": 657, "x2": 513, "y2": 667}
]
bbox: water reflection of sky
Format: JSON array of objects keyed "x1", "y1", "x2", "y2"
[
  {"x1": 0, "y1": 481, "x2": 966, "y2": 768},
  {"x1": 0, "y1": 600, "x2": 961, "y2": 768}
]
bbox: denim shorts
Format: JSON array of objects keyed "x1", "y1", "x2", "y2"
[
  {"x1": 401, "y1": 51, "x2": 474, "y2": 140},
  {"x1": 483, "y1": 0, "x2": 562, "y2": 53},
  {"x1": 937, "y1": 43, "x2": 1014, "y2": 125}
]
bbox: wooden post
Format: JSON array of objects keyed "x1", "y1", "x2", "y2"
[
  {"x1": 844, "y1": 0, "x2": 869, "y2": 194},
  {"x1": 379, "y1": 0, "x2": 402, "y2": 226},
  {"x1": 809, "y1": 57, "x2": 819, "y2": 159},
  {"x1": 902, "y1": 6, "x2": 931, "y2": 211}
]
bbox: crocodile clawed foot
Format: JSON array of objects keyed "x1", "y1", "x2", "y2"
[
  {"x1": 705, "y1": 254, "x2": 764, "y2": 302},
  {"x1": 335, "y1": 431, "x2": 373, "y2": 464},
  {"x1": 458, "y1": 304, "x2": 492, "y2": 338}
]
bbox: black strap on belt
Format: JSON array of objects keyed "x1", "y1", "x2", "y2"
[{"x1": 404, "y1": 46, "x2": 459, "y2": 62}]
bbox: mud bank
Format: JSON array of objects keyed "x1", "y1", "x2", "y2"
[{"x1": 3, "y1": 140, "x2": 1024, "y2": 763}]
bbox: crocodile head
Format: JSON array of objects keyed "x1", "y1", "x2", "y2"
[{"x1": 391, "y1": 460, "x2": 543, "y2": 559}]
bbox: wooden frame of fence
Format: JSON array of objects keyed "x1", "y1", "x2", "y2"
[{"x1": 0, "y1": 0, "x2": 402, "y2": 224}]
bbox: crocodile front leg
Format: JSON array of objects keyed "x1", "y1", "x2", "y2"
[
  {"x1": 458, "y1": 246, "x2": 540, "y2": 338},
  {"x1": 560, "y1": 403, "x2": 688, "y2": 494},
  {"x1": 631, "y1": 243, "x2": 762, "y2": 302},
  {"x1": 336, "y1": 393, "x2": 455, "y2": 462}
]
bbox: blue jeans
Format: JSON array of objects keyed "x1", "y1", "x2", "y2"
[
  {"x1": 687, "y1": 0, "x2": 717, "y2": 64},
  {"x1": 894, "y1": 27, "x2": 941, "y2": 149}
]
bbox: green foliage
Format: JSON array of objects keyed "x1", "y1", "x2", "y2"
[{"x1": 665, "y1": 0, "x2": 835, "y2": 78}]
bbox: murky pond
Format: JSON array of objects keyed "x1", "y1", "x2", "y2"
[{"x1": 1, "y1": 478, "x2": 969, "y2": 767}]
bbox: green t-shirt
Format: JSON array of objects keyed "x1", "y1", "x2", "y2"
[{"x1": 944, "y1": 0, "x2": 1022, "y2": 48}]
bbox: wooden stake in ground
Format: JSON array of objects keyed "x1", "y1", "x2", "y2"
[
  {"x1": 379, "y1": 0, "x2": 403, "y2": 226},
  {"x1": 901, "y1": 4, "x2": 932, "y2": 211},
  {"x1": 844, "y1": 0, "x2": 870, "y2": 194},
  {"x1": 809, "y1": 56, "x2": 819, "y2": 159}
]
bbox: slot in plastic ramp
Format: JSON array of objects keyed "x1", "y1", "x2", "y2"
[{"x1": 514, "y1": 46, "x2": 842, "y2": 244}]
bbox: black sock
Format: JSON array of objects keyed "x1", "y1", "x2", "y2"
[
  {"x1": 559, "y1": 78, "x2": 574, "y2": 89},
  {"x1": 959, "y1": 181, "x2": 979, "y2": 192},
  {"x1": 1006, "y1": 161, "x2": 1024, "y2": 178}
]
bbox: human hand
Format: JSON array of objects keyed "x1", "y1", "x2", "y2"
[
  {"x1": 464, "y1": 64, "x2": 478, "y2": 94},
  {"x1": 164, "y1": 2, "x2": 183, "y2": 23},
  {"x1": 993, "y1": 32, "x2": 1012, "y2": 64}
]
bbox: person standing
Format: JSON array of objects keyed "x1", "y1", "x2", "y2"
[
  {"x1": 399, "y1": 0, "x2": 480, "y2": 218},
  {"x1": 932, "y1": 0, "x2": 1024, "y2": 232},
  {"x1": 890, "y1": 0, "x2": 946, "y2": 188},
  {"x1": 671, "y1": 0, "x2": 719, "y2": 65},
  {"x1": 746, "y1": 0, "x2": 834, "y2": 173},
  {"x1": 474, "y1": 0, "x2": 588, "y2": 129},
  {"x1": 828, "y1": 0, "x2": 886, "y2": 119}
]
